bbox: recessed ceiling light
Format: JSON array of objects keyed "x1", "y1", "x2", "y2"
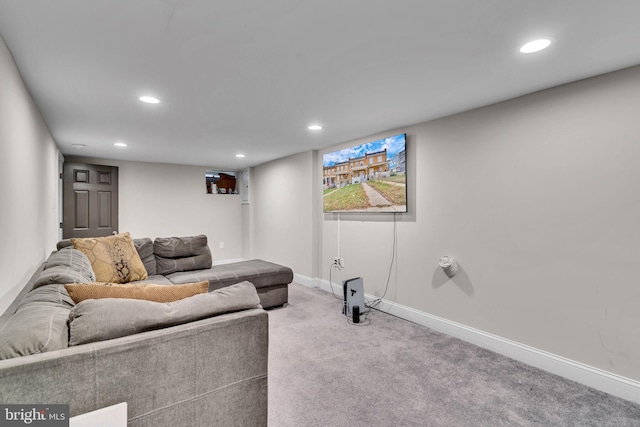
[
  {"x1": 114, "y1": 142, "x2": 127, "y2": 147},
  {"x1": 236, "y1": 154, "x2": 246, "y2": 158},
  {"x1": 139, "y1": 96, "x2": 160, "y2": 104},
  {"x1": 520, "y1": 39, "x2": 551, "y2": 53},
  {"x1": 308, "y1": 125, "x2": 323, "y2": 130}
]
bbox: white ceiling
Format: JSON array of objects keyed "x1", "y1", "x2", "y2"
[{"x1": 1, "y1": 0, "x2": 639, "y2": 170}]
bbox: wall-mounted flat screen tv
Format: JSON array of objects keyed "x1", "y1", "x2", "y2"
[{"x1": 323, "y1": 133, "x2": 407, "y2": 213}]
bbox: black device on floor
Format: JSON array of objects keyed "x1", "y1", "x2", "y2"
[
  {"x1": 342, "y1": 277, "x2": 365, "y2": 323},
  {"x1": 352, "y1": 306, "x2": 360, "y2": 323}
]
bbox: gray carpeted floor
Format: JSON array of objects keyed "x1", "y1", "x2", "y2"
[{"x1": 267, "y1": 283, "x2": 640, "y2": 426}]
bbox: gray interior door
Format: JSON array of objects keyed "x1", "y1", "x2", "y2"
[{"x1": 62, "y1": 162, "x2": 118, "y2": 239}]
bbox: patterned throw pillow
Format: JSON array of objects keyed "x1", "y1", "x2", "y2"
[
  {"x1": 71, "y1": 232, "x2": 148, "y2": 283},
  {"x1": 64, "y1": 281, "x2": 209, "y2": 304}
]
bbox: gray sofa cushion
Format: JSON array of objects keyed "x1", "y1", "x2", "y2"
[
  {"x1": 167, "y1": 259, "x2": 294, "y2": 290},
  {"x1": 30, "y1": 247, "x2": 96, "y2": 290},
  {"x1": 0, "y1": 285, "x2": 72, "y2": 359},
  {"x1": 153, "y1": 235, "x2": 209, "y2": 258},
  {"x1": 155, "y1": 251, "x2": 212, "y2": 275},
  {"x1": 31, "y1": 265, "x2": 95, "y2": 290},
  {"x1": 134, "y1": 237, "x2": 156, "y2": 276},
  {"x1": 68, "y1": 281, "x2": 261, "y2": 346},
  {"x1": 18, "y1": 283, "x2": 75, "y2": 309},
  {"x1": 154, "y1": 235, "x2": 212, "y2": 275},
  {"x1": 45, "y1": 247, "x2": 96, "y2": 282}
]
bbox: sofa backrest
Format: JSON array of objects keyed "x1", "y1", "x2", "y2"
[
  {"x1": 133, "y1": 237, "x2": 156, "y2": 275},
  {"x1": 153, "y1": 235, "x2": 212, "y2": 275},
  {"x1": 57, "y1": 235, "x2": 212, "y2": 277},
  {"x1": 0, "y1": 308, "x2": 268, "y2": 425},
  {"x1": 0, "y1": 284, "x2": 73, "y2": 359}
]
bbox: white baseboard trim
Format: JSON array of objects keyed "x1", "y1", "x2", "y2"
[
  {"x1": 293, "y1": 273, "x2": 321, "y2": 289},
  {"x1": 293, "y1": 274, "x2": 640, "y2": 405}
]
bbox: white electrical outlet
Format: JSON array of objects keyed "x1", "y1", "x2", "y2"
[
  {"x1": 219, "y1": 242, "x2": 224, "y2": 249},
  {"x1": 333, "y1": 257, "x2": 344, "y2": 268}
]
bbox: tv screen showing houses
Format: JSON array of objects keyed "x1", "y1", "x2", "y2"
[{"x1": 323, "y1": 133, "x2": 407, "y2": 213}]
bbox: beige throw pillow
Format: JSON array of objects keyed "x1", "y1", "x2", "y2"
[
  {"x1": 64, "y1": 281, "x2": 209, "y2": 304},
  {"x1": 71, "y1": 232, "x2": 148, "y2": 283}
]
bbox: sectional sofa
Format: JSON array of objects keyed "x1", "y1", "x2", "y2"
[
  {"x1": 59, "y1": 234, "x2": 293, "y2": 310},
  {"x1": 0, "y1": 234, "x2": 294, "y2": 426}
]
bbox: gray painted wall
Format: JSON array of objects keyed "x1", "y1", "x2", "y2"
[
  {"x1": 319, "y1": 66, "x2": 640, "y2": 381},
  {"x1": 247, "y1": 66, "x2": 640, "y2": 382},
  {"x1": 250, "y1": 151, "x2": 318, "y2": 276},
  {"x1": 66, "y1": 156, "x2": 244, "y2": 261},
  {"x1": 0, "y1": 36, "x2": 60, "y2": 315}
]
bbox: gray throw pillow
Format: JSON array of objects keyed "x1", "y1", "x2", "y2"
[
  {"x1": 134, "y1": 238, "x2": 157, "y2": 275},
  {"x1": 154, "y1": 235, "x2": 212, "y2": 275},
  {"x1": 155, "y1": 251, "x2": 212, "y2": 275},
  {"x1": 68, "y1": 281, "x2": 261, "y2": 346},
  {"x1": 153, "y1": 235, "x2": 209, "y2": 258}
]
